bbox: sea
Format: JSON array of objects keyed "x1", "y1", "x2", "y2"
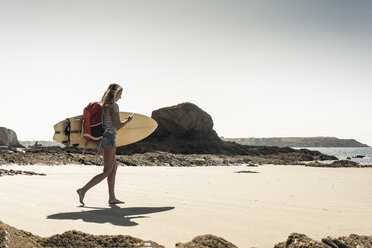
[{"x1": 294, "y1": 147, "x2": 372, "y2": 165}]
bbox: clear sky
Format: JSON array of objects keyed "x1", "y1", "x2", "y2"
[{"x1": 1, "y1": 0, "x2": 372, "y2": 145}]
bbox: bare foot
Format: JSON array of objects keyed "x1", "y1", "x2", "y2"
[
  {"x1": 77, "y1": 189, "x2": 85, "y2": 205},
  {"x1": 109, "y1": 198, "x2": 125, "y2": 205}
]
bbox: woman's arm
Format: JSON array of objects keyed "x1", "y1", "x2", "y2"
[{"x1": 114, "y1": 113, "x2": 133, "y2": 130}]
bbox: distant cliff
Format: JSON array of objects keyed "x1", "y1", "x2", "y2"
[{"x1": 222, "y1": 137, "x2": 369, "y2": 147}]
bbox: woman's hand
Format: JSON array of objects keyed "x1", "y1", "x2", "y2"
[
  {"x1": 126, "y1": 114, "x2": 134, "y2": 123},
  {"x1": 115, "y1": 113, "x2": 134, "y2": 130}
]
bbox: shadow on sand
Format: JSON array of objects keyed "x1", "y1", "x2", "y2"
[{"x1": 47, "y1": 205, "x2": 175, "y2": 226}]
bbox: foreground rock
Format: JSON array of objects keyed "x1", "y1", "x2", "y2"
[
  {"x1": 0, "y1": 220, "x2": 238, "y2": 248},
  {"x1": 176, "y1": 234, "x2": 238, "y2": 248},
  {"x1": 275, "y1": 232, "x2": 372, "y2": 248},
  {"x1": 0, "y1": 220, "x2": 164, "y2": 248},
  {"x1": 1, "y1": 221, "x2": 371, "y2": 248},
  {"x1": 0, "y1": 127, "x2": 23, "y2": 148}
]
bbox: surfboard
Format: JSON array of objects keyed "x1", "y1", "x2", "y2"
[{"x1": 53, "y1": 112, "x2": 158, "y2": 149}]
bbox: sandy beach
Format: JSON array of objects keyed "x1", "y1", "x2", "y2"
[{"x1": 1, "y1": 164, "x2": 372, "y2": 247}]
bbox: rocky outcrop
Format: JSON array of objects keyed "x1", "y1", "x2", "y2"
[
  {"x1": 275, "y1": 233, "x2": 372, "y2": 248},
  {"x1": 0, "y1": 220, "x2": 164, "y2": 248},
  {"x1": 0, "y1": 127, "x2": 23, "y2": 148},
  {"x1": 0, "y1": 220, "x2": 239, "y2": 248},
  {"x1": 2, "y1": 220, "x2": 371, "y2": 248},
  {"x1": 275, "y1": 233, "x2": 327, "y2": 248},
  {"x1": 0, "y1": 147, "x2": 341, "y2": 167},
  {"x1": 135, "y1": 102, "x2": 224, "y2": 154},
  {"x1": 150, "y1": 102, "x2": 219, "y2": 142},
  {"x1": 176, "y1": 234, "x2": 238, "y2": 248},
  {"x1": 305, "y1": 160, "x2": 372, "y2": 168},
  {"x1": 117, "y1": 102, "x2": 337, "y2": 162}
]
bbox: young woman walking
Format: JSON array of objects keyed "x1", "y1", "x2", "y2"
[{"x1": 77, "y1": 83, "x2": 132, "y2": 205}]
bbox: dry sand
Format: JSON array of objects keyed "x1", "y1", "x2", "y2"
[{"x1": 0, "y1": 164, "x2": 372, "y2": 248}]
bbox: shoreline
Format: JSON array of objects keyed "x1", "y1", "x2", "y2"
[{"x1": 1, "y1": 147, "x2": 370, "y2": 168}]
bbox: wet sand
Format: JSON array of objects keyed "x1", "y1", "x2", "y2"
[{"x1": 0, "y1": 164, "x2": 372, "y2": 247}]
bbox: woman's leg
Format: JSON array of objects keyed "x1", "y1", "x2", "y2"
[
  {"x1": 77, "y1": 147, "x2": 116, "y2": 205},
  {"x1": 107, "y1": 159, "x2": 124, "y2": 204}
]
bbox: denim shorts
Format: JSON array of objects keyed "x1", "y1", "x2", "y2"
[{"x1": 101, "y1": 132, "x2": 116, "y2": 148}]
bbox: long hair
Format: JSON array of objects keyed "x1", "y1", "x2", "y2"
[{"x1": 100, "y1": 83, "x2": 123, "y2": 121}]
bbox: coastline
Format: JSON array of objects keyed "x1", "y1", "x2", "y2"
[
  {"x1": 2, "y1": 147, "x2": 371, "y2": 169},
  {"x1": 1, "y1": 164, "x2": 372, "y2": 247},
  {"x1": 0, "y1": 146, "x2": 357, "y2": 167}
]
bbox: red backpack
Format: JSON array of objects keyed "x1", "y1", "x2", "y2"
[{"x1": 82, "y1": 102, "x2": 104, "y2": 143}]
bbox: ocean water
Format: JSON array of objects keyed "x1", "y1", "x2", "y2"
[{"x1": 296, "y1": 147, "x2": 372, "y2": 165}]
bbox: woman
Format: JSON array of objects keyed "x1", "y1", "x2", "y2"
[{"x1": 77, "y1": 83, "x2": 132, "y2": 205}]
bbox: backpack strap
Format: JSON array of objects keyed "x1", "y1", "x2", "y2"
[
  {"x1": 83, "y1": 141, "x2": 88, "y2": 155},
  {"x1": 81, "y1": 119, "x2": 85, "y2": 137},
  {"x1": 63, "y1": 118, "x2": 71, "y2": 145}
]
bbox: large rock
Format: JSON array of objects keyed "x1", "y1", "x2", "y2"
[
  {"x1": 131, "y1": 102, "x2": 223, "y2": 154},
  {"x1": 150, "y1": 102, "x2": 220, "y2": 142},
  {"x1": 0, "y1": 127, "x2": 23, "y2": 148},
  {"x1": 117, "y1": 103, "x2": 223, "y2": 154}
]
